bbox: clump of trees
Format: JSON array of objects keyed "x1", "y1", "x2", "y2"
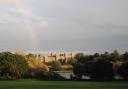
[
  {"x1": 24, "y1": 54, "x2": 49, "y2": 79},
  {"x1": 0, "y1": 52, "x2": 64, "y2": 80},
  {"x1": 0, "y1": 52, "x2": 29, "y2": 80},
  {"x1": 24, "y1": 53, "x2": 64, "y2": 80},
  {"x1": 72, "y1": 50, "x2": 128, "y2": 80},
  {"x1": 88, "y1": 59, "x2": 114, "y2": 80}
]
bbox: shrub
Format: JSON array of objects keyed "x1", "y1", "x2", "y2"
[
  {"x1": 52, "y1": 61, "x2": 62, "y2": 71},
  {"x1": 88, "y1": 59, "x2": 114, "y2": 80},
  {"x1": 73, "y1": 63, "x2": 85, "y2": 79},
  {"x1": 47, "y1": 72, "x2": 65, "y2": 80},
  {"x1": 34, "y1": 69, "x2": 47, "y2": 79},
  {"x1": 117, "y1": 62, "x2": 128, "y2": 80}
]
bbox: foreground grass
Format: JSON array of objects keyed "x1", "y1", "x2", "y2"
[{"x1": 0, "y1": 80, "x2": 128, "y2": 89}]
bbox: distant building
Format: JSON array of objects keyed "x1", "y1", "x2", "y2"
[{"x1": 34, "y1": 53, "x2": 75, "y2": 63}]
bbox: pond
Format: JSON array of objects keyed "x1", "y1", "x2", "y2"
[{"x1": 55, "y1": 71, "x2": 123, "y2": 80}]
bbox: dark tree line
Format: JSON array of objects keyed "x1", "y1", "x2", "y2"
[
  {"x1": 0, "y1": 50, "x2": 128, "y2": 80},
  {"x1": 73, "y1": 51, "x2": 128, "y2": 80}
]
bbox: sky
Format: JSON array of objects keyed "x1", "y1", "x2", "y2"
[{"x1": 0, "y1": 0, "x2": 128, "y2": 53}]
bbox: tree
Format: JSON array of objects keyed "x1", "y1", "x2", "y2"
[
  {"x1": 88, "y1": 59, "x2": 114, "y2": 80},
  {"x1": 52, "y1": 61, "x2": 62, "y2": 71},
  {"x1": 0, "y1": 52, "x2": 29, "y2": 80},
  {"x1": 120, "y1": 51, "x2": 128, "y2": 62},
  {"x1": 93, "y1": 53, "x2": 100, "y2": 58},
  {"x1": 74, "y1": 53, "x2": 85, "y2": 62},
  {"x1": 110, "y1": 50, "x2": 120, "y2": 62},
  {"x1": 73, "y1": 63, "x2": 85, "y2": 79},
  {"x1": 100, "y1": 52, "x2": 111, "y2": 61},
  {"x1": 117, "y1": 62, "x2": 128, "y2": 80},
  {"x1": 26, "y1": 53, "x2": 35, "y2": 58}
]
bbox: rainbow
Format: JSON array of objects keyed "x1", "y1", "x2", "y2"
[{"x1": 17, "y1": 1, "x2": 39, "y2": 50}]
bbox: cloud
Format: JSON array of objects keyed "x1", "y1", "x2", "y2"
[
  {"x1": 0, "y1": 0, "x2": 128, "y2": 52},
  {"x1": 0, "y1": 0, "x2": 28, "y2": 5},
  {"x1": 37, "y1": 21, "x2": 48, "y2": 29},
  {"x1": 0, "y1": 12, "x2": 27, "y2": 24}
]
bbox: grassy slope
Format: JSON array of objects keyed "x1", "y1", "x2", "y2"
[{"x1": 0, "y1": 80, "x2": 128, "y2": 89}]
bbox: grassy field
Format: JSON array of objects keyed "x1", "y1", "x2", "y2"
[{"x1": 0, "y1": 80, "x2": 128, "y2": 89}]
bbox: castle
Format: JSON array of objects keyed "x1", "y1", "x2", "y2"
[
  {"x1": 34, "y1": 53, "x2": 75, "y2": 63},
  {"x1": 15, "y1": 51, "x2": 76, "y2": 63}
]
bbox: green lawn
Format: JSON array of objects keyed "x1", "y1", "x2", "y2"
[{"x1": 0, "y1": 80, "x2": 128, "y2": 89}]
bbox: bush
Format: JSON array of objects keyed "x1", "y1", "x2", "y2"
[
  {"x1": 88, "y1": 59, "x2": 114, "y2": 80},
  {"x1": 26, "y1": 65, "x2": 49, "y2": 79},
  {"x1": 28, "y1": 69, "x2": 65, "y2": 80},
  {"x1": 47, "y1": 72, "x2": 65, "y2": 80},
  {"x1": 52, "y1": 61, "x2": 62, "y2": 71},
  {"x1": 73, "y1": 63, "x2": 85, "y2": 79},
  {"x1": 34, "y1": 69, "x2": 47, "y2": 79},
  {"x1": 117, "y1": 62, "x2": 128, "y2": 80}
]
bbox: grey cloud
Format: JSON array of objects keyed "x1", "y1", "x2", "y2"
[{"x1": 0, "y1": 0, "x2": 128, "y2": 53}]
